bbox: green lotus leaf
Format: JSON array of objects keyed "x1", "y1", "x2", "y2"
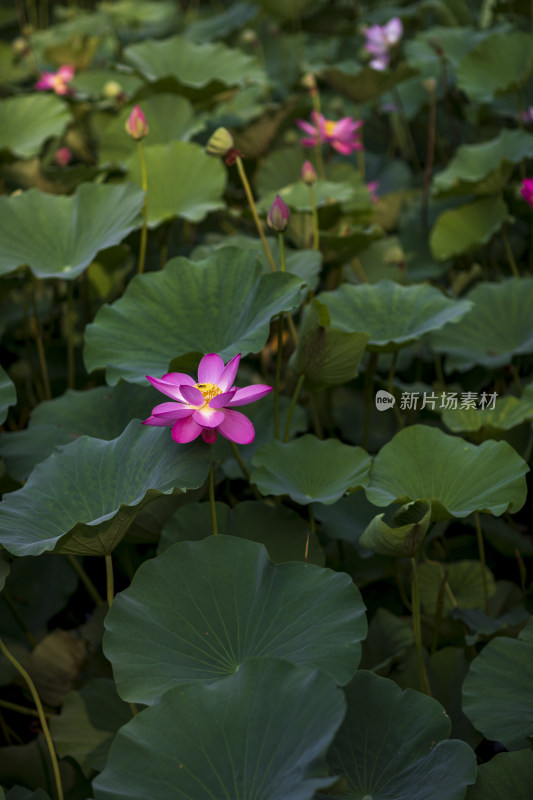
[
  {"x1": 323, "y1": 62, "x2": 419, "y2": 104},
  {"x1": 430, "y1": 196, "x2": 508, "y2": 261},
  {"x1": 5, "y1": 790, "x2": 51, "y2": 800},
  {"x1": 360, "y1": 608, "x2": 414, "y2": 673},
  {"x1": 0, "y1": 421, "x2": 209, "y2": 557},
  {"x1": 319, "y1": 670, "x2": 477, "y2": 800},
  {"x1": 319, "y1": 280, "x2": 472, "y2": 352},
  {"x1": 430, "y1": 279, "x2": 533, "y2": 372},
  {"x1": 313, "y1": 492, "x2": 380, "y2": 556},
  {"x1": 441, "y1": 385, "x2": 533, "y2": 434},
  {"x1": 258, "y1": 0, "x2": 317, "y2": 19},
  {"x1": 101, "y1": 0, "x2": 177, "y2": 36},
  {"x1": 290, "y1": 300, "x2": 371, "y2": 387},
  {"x1": 320, "y1": 225, "x2": 383, "y2": 260},
  {"x1": 451, "y1": 606, "x2": 530, "y2": 646},
  {"x1": 251, "y1": 434, "x2": 371, "y2": 505},
  {"x1": 360, "y1": 500, "x2": 432, "y2": 558},
  {"x1": 103, "y1": 536, "x2": 366, "y2": 703},
  {"x1": 124, "y1": 35, "x2": 265, "y2": 95},
  {"x1": 418, "y1": 560, "x2": 496, "y2": 615},
  {"x1": 426, "y1": 647, "x2": 482, "y2": 748},
  {"x1": 0, "y1": 383, "x2": 157, "y2": 482},
  {"x1": 433, "y1": 129, "x2": 533, "y2": 197},
  {"x1": 185, "y1": 1, "x2": 257, "y2": 41},
  {"x1": 463, "y1": 622, "x2": 533, "y2": 750},
  {"x1": 50, "y1": 678, "x2": 131, "y2": 775},
  {"x1": 159, "y1": 500, "x2": 324, "y2": 565},
  {"x1": 0, "y1": 94, "x2": 70, "y2": 158},
  {"x1": 84, "y1": 248, "x2": 305, "y2": 384},
  {"x1": 0, "y1": 183, "x2": 144, "y2": 280},
  {"x1": 123, "y1": 141, "x2": 225, "y2": 227},
  {"x1": 0, "y1": 366, "x2": 16, "y2": 426},
  {"x1": 457, "y1": 32, "x2": 533, "y2": 102},
  {"x1": 466, "y1": 751, "x2": 533, "y2": 800},
  {"x1": 70, "y1": 69, "x2": 143, "y2": 99},
  {"x1": 93, "y1": 659, "x2": 346, "y2": 800},
  {"x1": 366, "y1": 425, "x2": 529, "y2": 519},
  {"x1": 0, "y1": 554, "x2": 9, "y2": 593},
  {"x1": 97, "y1": 94, "x2": 203, "y2": 167},
  {"x1": 257, "y1": 180, "x2": 363, "y2": 214}
]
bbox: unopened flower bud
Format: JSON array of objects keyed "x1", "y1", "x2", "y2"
[
  {"x1": 267, "y1": 194, "x2": 290, "y2": 232},
  {"x1": 125, "y1": 105, "x2": 149, "y2": 140},
  {"x1": 54, "y1": 146, "x2": 72, "y2": 166},
  {"x1": 301, "y1": 160, "x2": 317, "y2": 185},
  {"x1": 241, "y1": 28, "x2": 258, "y2": 46},
  {"x1": 206, "y1": 127, "x2": 234, "y2": 157},
  {"x1": 103, "y1": 80, "x2": 123, "y2": 99},
  {"x1": 301, "y1": 72, "x2": 317, "y2": 91},
  {"x1": 423, "y1": 77, "x2": 437, "y2": 94},
  {"x1": 12, "y1": 37, "x2": 28, "y2": 56}
]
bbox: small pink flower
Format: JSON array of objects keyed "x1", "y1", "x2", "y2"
[
  {"x1": 143, "y1": 353, "x2": 273, "y2": 445},
  {"x1": 125, "y1": 105, "x2": 149, "y2": 140},
  {"x1": 366, "y1": 180, "x2": 380, "y2": 204},
  {"x1": 297, "y1": 111, "x2": 363, "y2": 155},
  {"x1": 267, "y1": 194, "x2": 290, "y2": 232},
  {"x1": 521, "y1": 178, "x2": 533, "y2": 206},
  {"x1": 35, "y1": 64, "x2": 74, "y2": 95},
  {"x1": 301, "y1": 160, "x2": 317, "y2": 185},
  {"x1": 54, "y1": 147, "x2": 72, "y2": 166},
  {"x1": 364, "y1": 17, "x2": 403, "y2": 71}
]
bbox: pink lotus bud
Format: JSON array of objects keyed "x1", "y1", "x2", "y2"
[
  {"x1": 521, "y1": 177, "x2": 533, "y2": 206},
  {"x1": 54, "y1": 147, "x2": 72, "y2": 166},
  {"x1": 267, "y1": 194, "x2": 290, "y2": 232},
  {"x1": 125, "y1": 105, "x2": 149, "y2": 140},
  {"x1": 301, "y1": 160, "x2": 317, "y2": 185}
]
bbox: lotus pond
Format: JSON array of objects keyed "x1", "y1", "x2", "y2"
[{"x1": 0, "y1": 0, "x2": 532, "y2": 798}]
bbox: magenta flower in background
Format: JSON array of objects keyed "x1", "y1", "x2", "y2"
[
  {"x1": 54, "y1": 147, "x2": 72, "y2": 167},
  {"x1": 366, "y1": 180, "x2": 380, "y2": 204},
  {"x1": 125, "y1": 104, "x2": 149, "y2": 140},
  {"x1": 267, "y1": 194, "x2": 290, "y2": 231},
  {"x1": 35, "y1": 64, "x2": 74, "y2": 95},
  {"x1": 521, "y1": 178, "x2": 533, "y2": 206},
  {"x1": 364, "y1": 17, "x2": 403, "y2": 71},
  {"x1": 144, "y1": 353, "x2": 273, "y2": 445},
  {"x1": 297, "y1": 111, "x2": 363, "y2": 155}
]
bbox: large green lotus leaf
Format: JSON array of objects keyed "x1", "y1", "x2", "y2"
[
  {"x1": 442, "y1": 385, "x2": 533, "y2": 434},
  {"x1": 0, "y1": 183, "x2": 144, "y2": 280},
  {"x1": 0, "y1": 366, "x2": 16, "y2": 425},
  {"x1": 97, "y1": 95, "x2": 203, "y2": 167},
  {"x1": 430, "y1": 196, "x2": 508, "y2": 261},
  {"x1": 124, "y1": 35, "x2": 265, "y2": 95},
  {"x1": 257, "y1": 180, "x2": 364, "y2": 215},
  {"x1": 185, "y1": 1, "x2": 257, "y2": 41},
  {"x1": 258, "y1": 0, "x2": 318, "y2": 19},
  {"x1": 466, "y1": 751, "x2": 533, "y2": 800},
  {"x1": 320, "y1": 225, "x2": 384, "y2": 260},
  {"x1": 319, "y1": 670, "x2": 476, "y2": 800},
  {"x1": 50, "y1": 678, "x2": 131, "y2": 775},
  {"x1": 93, "y1": 659, "x2": 346, "y2": 800},
  {"x1": 433, "y1": 129, "x2": 533, "y2": 197},
  {"x1": 159, "y1": 500, "x2": 324, "y2": 565},
  {"x1": 418, "y1": 560, "x2": 496, "y2": 615},
  {"x1": 0, "y1": 383, "x2": 158, "y2": 482},
  {"x1": 103, "y1": 536, "x2": 366, "y2": 703},
  {"x1": 291, "y1": 300, "x2": 371, "y2": 387},
  {"x1": 123, "y1": 141, "x2": 225, "y2": 227},
  {"x1": 313, "y1": 492, "x2": 381, "y2": 556},
  {"x1": 70, "y1": 69, "x2": 143, "y2": 99},
  {"x1": 0, "y1": 422, "x2": 209, "y2": 557},
  {"x1": 319, "y1": 281, "x2": 472, "y2": 352},
  {"x1": 366, "y1": 425, "x2": 529, "y2": 519},
  {"x1": 457, "y1": 32, "x2": 533, "y2": 102},
  {"x1": 430, "y1": 279, "x2": 533, "y2": 372},
  {"x1": 360, "y1": 608, "x2": 414, "y2": 673},
  {"x1": 0, "y1": 94, "x2": 70, "y2": 158},
  {"x1": 462, "y1": 623, "x2": 533, "y2": 750},
  {"x1": 84, "y1": 249, "x2": 305, "y2": 384},
  {"x1": 360, "y1": 500, "x2": 432, "y2": 558},
  {"x1": 323, "y1": 62, "x2": 419, "y2": 104},
  {"x1": 251, "y1": 435, "x2": 371, "y2": 505},
  {"x1": 451, "y1": 606, "x2": 530, "y2": 647}
]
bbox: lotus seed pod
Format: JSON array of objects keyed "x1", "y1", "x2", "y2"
[{"x1": 206, "y1": 127, "x2": 234, "y2": 157}]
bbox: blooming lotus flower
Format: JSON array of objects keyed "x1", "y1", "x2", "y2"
[
  {"x1": 125, "y1": 105, "x2": 149, "y2": 140},
  {"x1": 364, "y1": 18, "x2": 403, "y2": 71},
  {"x1": 144, "y1": 353, "x2": 273, "y2": 445},
  {"x1": 297, "y1": 111, "x2": 363, "y2": 155},
  {"x1": 267, "y1": 194, "x2": 290, "y2": 232},
  {"x1": 521, "y1": 178, "x2": 533, "y2": 206},
  {"x1": 35, "y1": 64, "x2": 74, "y2": 95}
]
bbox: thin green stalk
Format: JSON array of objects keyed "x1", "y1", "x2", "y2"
[
  {"x1": 278, "y1": 233, "x2": 286, "y2": 272},
  {"x1": 274, "y1": 314, "x2": 284, "y2": 439},
  {"x1": 315, "y1": 144, "x2": 326, "y2": 180},
  {"x1": 235, "y1": 156, "x2": 277, "y2": 273},
  {"x1": 422, "y1": 82, "x2": 436, "y2": 232},
  {"x1": 209, "y1": 445, "x2": 218, "y2": 535},
  {"x1": 501, "y1": 224, "x2": 519, "y2": 278},
  {"x1": 30, "y1": 279, "x2": 52, "y2": 401},
  {"x1": 2, "y1": 591, "x2": 36, "y2": 648},
  {"x1": 0, "y1": 698, "x2": 53, "y2": 718},
  {"x1": 351, "y1": 257, "x2": 368, "y2": 283},
  {"x1": 67, "y1": 555, "x2": 104, "y2": 607},
  {"x1": 283, "y1": 374, "x2": 305, "y2": 443},
  {"x1": 363, "y1": 352, "x2": 378, "y2": 451},
  {"x1": 137, "y1": 140, "x2": 148, "y2": 275},
  {"x1": 306, "y1": 505, "x2": 315, "y2": 563},
  {"x1": 0, "y1": 637, "x2": 64, "y2": 800},
  {"x1": 410, "y1": 557, "x2": 431, "y2": 695},
  {"x1": 66, "y1": 281, "x2": 75, "y2": 390},
  {"x1": 229, "y1": 441, "x2": 263, "y2": 501},
  {"x1": 474, "y1": 511, "x2": 489, "y2": 612},
  {"x1": 105, "y1": 553, "x2": 114, "y2": 608},
  {"x1": 308, "y1": 185, "x2": 320, "y2": 250}
]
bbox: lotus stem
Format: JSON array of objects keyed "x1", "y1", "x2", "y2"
[
  {"x1": 67, "y1": 555, "x2": 104, "y2": 607},
  {"x1": 474, "y1": 511, "x2": 489, "y2": 612},
  {"x1": 422, "y1": 81, "x2": 436, "y2": 232},
  {"x1": 30, "y1": 279, "x2": 52, "y2": 401},
  {"x1": 351, "y1": 257, "x2": 368, "y2": 284},
  {"x1": 209, "y1": 445, "x2": 218, "y2": 535},
  {"x1": 283, "y1": 373, "x2": 305, "y2": 443},
  {"x1": 308, "y1": 185, "x2": 320, "y2": 251},
  {"x1": 501, "y1": 223, "x2": 519, "y2": 278},
  {"x1": 137, "y1": 140, "x2": 148, "y2": 275},
  {"x1": 105, "y1": 553, "x2": 114, "y2": 608},
  {"x1": 274, "y1": 314, "x2": 284, "y2": 439},
  {"x1": 66, "y1": 281, "x2": 75, "y2": 390},
  {"x1": 0, "y1": 637, "x2": 64, "y2": 800},
  {"x1": 235, "y1": 156, "x2": 277, "y2": 273},
  {"x1": 306, "y1": 505, "x2": 315, "y2": 563},
  {"x1": 410, "y1": 556, "x2": 431, "y2": 696},
  {"x1": 0, "y1": 698, "x2": 53, "y2": 718},
  {"x1": 363, "y1": 352, "x2": 378, "y2": 451}
]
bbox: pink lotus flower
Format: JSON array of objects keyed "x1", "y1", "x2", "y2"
[
  {"x1": 143, "y1": 353, "x2": 273, "y2": 445},
  {"x1": 54, "y1": 146, "x2": 72, "y2": 166},
  {"x1": 35, "y1": 64, "x2": 74, "y2": 95},
  {"x1": 297, "y1": 111, "x2": 363, "y2": 155},
  {"x1": 125, "y1": 105, "x2": 149, "y2": 140},
  {"x1": 364, "y1": 17, "x2": 403, "y2": 71},
  {"x1": 267, "y1": 194, "x2": 290, "y2": 232},
  {"x1": 521, "y1": 178, "x2": 533, "y2": 206}
]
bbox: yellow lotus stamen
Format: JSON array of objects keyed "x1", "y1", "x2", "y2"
[
  {"x1": 195, "y1": 382, "x2": 222, "y2": 403},
  {"x1": 324, "y1": 120, "x2": 337, "y2": 137}
]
